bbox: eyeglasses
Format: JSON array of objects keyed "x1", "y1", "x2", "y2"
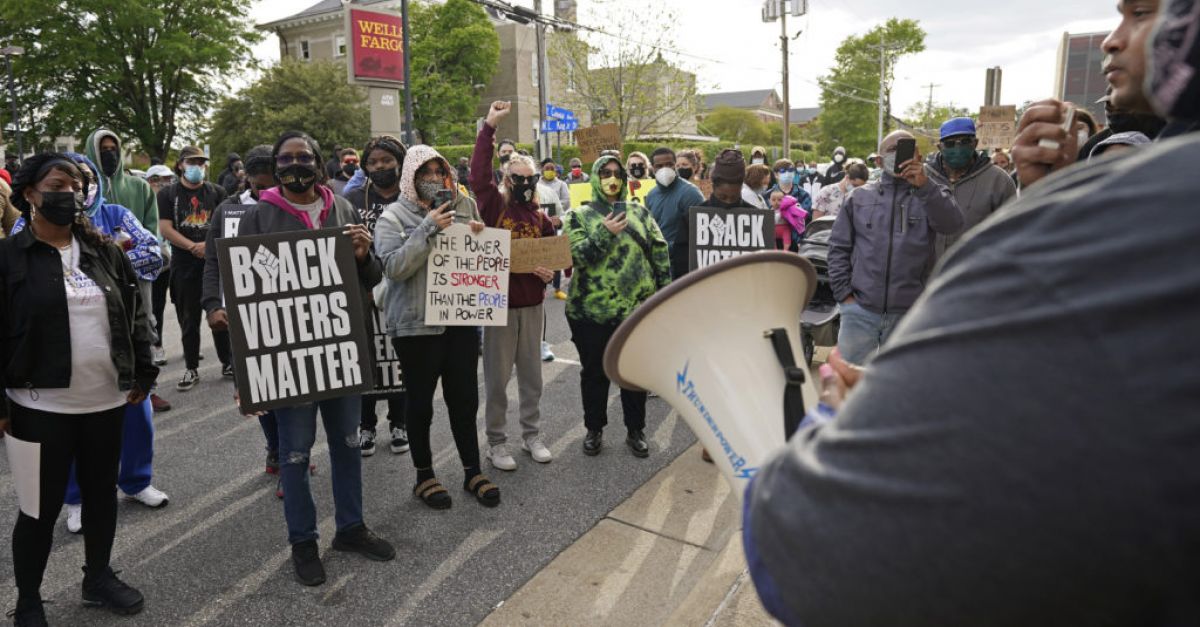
[
  {"x1": 276, "y1": 153, "x2": 316, "y2": 167},
  {"x1": 776, "y1": 168, "x2": 795, "y2": 174},
  {"x1": 940, "y1": 137, "x2": 976, "y2": 149},
  {"x1": 598, "y1": 169, "x2": 623, "y2": 180}
]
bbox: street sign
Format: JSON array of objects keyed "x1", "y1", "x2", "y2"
[
  {"x1": 541, "y1": 119, "x2": 579, "y2": 133},
  {"x1": 545, "y1": 104, "x2": 576, "y2": 121}
]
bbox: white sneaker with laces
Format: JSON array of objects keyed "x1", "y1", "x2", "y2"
[
  {"x1": 152, "y1": 346, "x2": 167, "y2": 366},
  {"x1": 124, "y1": 485, "x2": 169, "y2": 508},
  {"x1": 523, "y1": 438, "x2": 553, "y2": 463},
  {"x1": 486, "y1": 443, "x2": 517, "y2": 471},
  {"x1": 540, "y1": 342, "x2": 555, "y2": 362},
  {"x1": 66, "y1": 504, "x2": 83, "y2": 534}
]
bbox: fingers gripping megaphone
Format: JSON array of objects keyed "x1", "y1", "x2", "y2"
[{"x1": 604, "y1": 252, "x2": 819, "y2": 496}]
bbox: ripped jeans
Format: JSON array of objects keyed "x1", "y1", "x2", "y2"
[{"x1": 274, "y1": 395, "x2": 364, "y2": 545}]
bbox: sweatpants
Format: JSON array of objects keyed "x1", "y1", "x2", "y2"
[
  {"x1": 10, "y1": 403, "x2": 124, "y2": 609},
  {"x1": 65, "y1": 398, "x2": 155, "y2": 504},
  {"x1": 568, "y1": 317, "x2": 647, "y2": 433},
  {"x1": 171, "y1": 267, "x2": 231, "y2": 370},
  {"x1": 483, "y1": 304, "x2": 544, "y2": 446},
  {"x1": 393, "y1": 327, "x2": 481, "y2": 471}
]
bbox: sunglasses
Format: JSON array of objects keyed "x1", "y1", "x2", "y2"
[
  {"x1": 276, "y1": 153, "x2": 316, "y2": 167},
  {"x1": 940, "y1": 137, "x2": 976, "y2": 149},
  {"x1": 510, "y1": 174, "x2": 538, "y2": 186},
  {"x1": 598, "y1": 169, "x2": 624, "y2": 180}
]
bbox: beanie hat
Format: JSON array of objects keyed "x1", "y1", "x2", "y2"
[{"x1": 710, "y1": 149, "x2": 746, "y2": 184}]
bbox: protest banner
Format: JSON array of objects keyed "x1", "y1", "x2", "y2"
[
  {"x1": 566, "y1": 179, "x2": 657, "y2": 208},
  {"x1": 575, "y1": 123, "x2": 621, "y2": 163},
  {"x1": 217, "y1": 227, "x2": 374, "y2": 413},
  {"x1": 688, "y1": 206, "x2": 773, "y2": 271},
  {"x1": 366, "y1": 305, "x2": 404, "y2": 395},
  {"x1": 425, "y1": 223, "x2": 511, "y2": 327},
  {"x1": 510, "y1": 235, "x2": 573, "y2": 274},
  {"x1": 977, "y1": 105, "x2": 1017, "y2": 151}
]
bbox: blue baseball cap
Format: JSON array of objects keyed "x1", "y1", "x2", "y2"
[{"x1": 939, "y1": 117, "x2": 977, "y2": 140}]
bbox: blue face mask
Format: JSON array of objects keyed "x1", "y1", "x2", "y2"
[
  {"x1": 778, "y1": 171, "x2": 795, "y2": 185},
  {"x1": 184, "y1": 164, "x2": 206, "y2": 184}
]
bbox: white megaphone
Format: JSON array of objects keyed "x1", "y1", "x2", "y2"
[{"x1": 604, "y1": 252, "x2": 819, "y2": 497}]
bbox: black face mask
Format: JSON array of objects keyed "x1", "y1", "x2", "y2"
[
  {"x1": 99, "y1": 149, "x2": 121, "y2": 177},
  {"x1": 677, "y1": 167, "x2": 694, "y2": 180},
  {"x1": 276, "y1": 164, "x2": 317, "y2": 194},
  {"x1": 369, "y1": 168, "x2": 400, "y2": 190},
  {"x1": 510, "y1": 176, "x2": 537, "y2": 204},
  {"x1": 499, "y1": 154, "x2": 511, "y2": 164},
  {"x1": 341, "y1": 163, "x2": 357, "y2": 177},
  {"x1": 629, "y1": 164, "x2": 646, "y2": 179},
  {"x1": 38, "y1": 191, "x2": 83, "y2": 226}
]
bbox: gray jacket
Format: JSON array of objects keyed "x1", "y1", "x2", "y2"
[
  {"x1": 828, "y1": 172, "x2": 963, "y2": 314},
  {"x1": 375, "y1": 193, "x2": 480, "y2": 338},
  {"x1": 925, "y1": 153, "x2": 1017, "y2": 258}
]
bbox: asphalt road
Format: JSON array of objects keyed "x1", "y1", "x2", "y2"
[{"x1": 0, "y1": 291, "x2": 696, "y2": 626}]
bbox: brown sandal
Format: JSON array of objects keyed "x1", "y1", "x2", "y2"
[
  {"x1": 465, "y1": 475, "x2": 500, "y2": 508},
  {"x1": 413, "y1": 478, "x2": 452, "y2": 510}
]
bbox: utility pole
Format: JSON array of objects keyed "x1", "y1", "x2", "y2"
[
  {"x1": 401, "y1": 0, "x2": 416, "y2": 145},
  {"x1": 922, "y1": 82, "x2": 940, "y2": 131},
  {"x1": 868, "y1": 42, "x2": 903, "y2": 148},
  {"x1": 534, "y1": 0, "x2": 550, "y2": 160},
  {"x1": 780, "y1": 6, "x2": 790, "y2": 160}
]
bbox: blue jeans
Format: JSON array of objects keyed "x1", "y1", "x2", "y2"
[
  {"x1": 65, "y1": 398, "x2": 154, "y2": 505},
  {"x1": 275, "y1": 395, "x2": 364, "y2": 545},
  {"x1": 836, "y1": 301, "x2": 904, "y2": 366},
  {"x1": 259, "y1": 411, "x2": 279, "y2": 452}
]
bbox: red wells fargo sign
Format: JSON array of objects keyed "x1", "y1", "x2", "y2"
[{"x1": 349, "y1": 8, "x2": 405, "y2": 84}]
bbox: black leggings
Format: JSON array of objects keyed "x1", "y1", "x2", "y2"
[
  {"x1": 152, "y1": 267, "x2": 170, "y2": 347},
  {"x1": 10, "y1": 403, "x2": 125, "y2": 606},
  {"x1": 393, "y1": 327, "x2": 480, "y2": 471}
]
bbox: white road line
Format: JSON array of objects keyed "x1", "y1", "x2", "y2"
[{"x1": 386, "y1": 528, "x2": 505, "y2": 626}]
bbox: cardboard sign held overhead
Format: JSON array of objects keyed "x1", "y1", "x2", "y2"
[
  {"x1": 510, "y1": 235, "x2": 573, "y2": 274},
  {"x1": 576, "y1": 123, "x2": 622, "y2": 163},
  {"x1": 977, "y1": 105, "x2": 1017, "y2": 151}
]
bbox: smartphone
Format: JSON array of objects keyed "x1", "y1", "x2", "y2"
[
  {"x1": 893, "y1": 138, "x2": 916, "y2": 174},
  {"x1": 611, "y1": 202, "x2": 628, "y2": 220},
  {"x1": 540, "y1": 202, "x2": 558, "y2": 218},
  {"x1": 434, "y1": 189, "x2": 453, "y2": 207}
]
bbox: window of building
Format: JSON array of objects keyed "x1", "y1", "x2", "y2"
[
  {"x1": 335, "y1": 35, "x2": 346, "y2": 58},
  {"x1": 300, "y1": 40, "x2": 311, "y2": 61}
]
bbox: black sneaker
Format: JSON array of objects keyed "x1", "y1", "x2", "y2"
[
  {"x1": 331, "y1": 524, "x2": 396, "y2": 561},
  {"x1": 176, "y1": 369, "x2": 199, "y2": 392},
  {"x1": 583, "y1": 429, "x2": 603, "y2": 456},
  {"x1": 626, "y1": 430, "x2": 649, "y2": 458},
  {"x1": 291, "y1": 540, "x2": 325, "y2": 586},
  {"x1": 389, "y1": 426, "x2": 410, "y2": 454},
  {"x1": 8, "y1": 602, "x2": 49, "y2": 627},
  {"x1": 265, "y1": 449, "x2": 280, "y2": 475},
  {"x1": 359, "y1": 428, "x2": 376, "y2": 457},
  {"x1": 221, "y1": 363, "x2": 235, "y2": 378},
  {"x1": 81, "y1": 566, "x2": 144, "y2": 615}
]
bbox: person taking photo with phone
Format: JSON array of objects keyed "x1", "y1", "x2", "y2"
[
  {"x1": 373, "y1": 143, "x2": 500, "y2": 511},
  {"x1": 828, "y1": 130, "x2": 963, "y2": 365},
  {"x1": 564, "y1": 152, "x2": 670, "y2": 458}
]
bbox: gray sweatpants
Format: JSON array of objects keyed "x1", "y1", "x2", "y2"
[{"x1": 483, "y1": 304, "x2": 544, "y2": 446}]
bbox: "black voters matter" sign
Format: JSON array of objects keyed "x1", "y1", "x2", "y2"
[
  {"x1": 687, "y1": 206, "x2": 773, "y2": 271},
  {"x1": 217, "y1": 227, "x2": 374, "y2": 413}
]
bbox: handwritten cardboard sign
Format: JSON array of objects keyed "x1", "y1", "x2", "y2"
[
  {"x1": 510, "y1": 235, "x2": 573, "y2": 274},
  {"x1": 977, "y1": 105, "x2": 1017, "y2": 151},
  {"x1": 425, "y1": 223, "x2": 511, "y2": 327},
  {"x1": 575, "y1": 123, "x2": 622, "y2": 163}
]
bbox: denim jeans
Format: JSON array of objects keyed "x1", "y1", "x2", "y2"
[
  {"x1": 836, "y1": 301, "x2": 905, "y2": 366},
  {"x1": 275, "y1": 395, "x2": 364, "y2": 545},
  {"x1": 259, "y1": 411, "x2": 279, "y2": 452}
]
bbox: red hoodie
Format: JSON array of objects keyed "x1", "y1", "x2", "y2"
[{"x1": 470, "y1": 123, "x2": 556, "y2": 309}]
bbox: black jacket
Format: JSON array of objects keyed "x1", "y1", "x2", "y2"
[{"x1": 0, "y1": 228, "x2": 158, "y2": 416}]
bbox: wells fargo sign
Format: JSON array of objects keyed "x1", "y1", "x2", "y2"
[{"x1": 348, "y1": 8, "x2": 405, "y2": 85}]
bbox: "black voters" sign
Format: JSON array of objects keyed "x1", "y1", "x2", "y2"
[
  {"x1": 687, "y1": 206, "x2": 773, "y2": 271},
  {"x1": 217, "y1": 227, "x2": 374, "y2": 413}
]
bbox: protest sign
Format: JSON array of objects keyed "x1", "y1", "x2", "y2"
[
  {"x1": 425, "y1": 223, "x2": 511, "y2": 327},
  {"x1": 217, "y1": 227, "x2": 374, "y2": 413},
  {"x1": 688, "y1": 206, "x2": 773, "y2": 271},
  {"x1": 575, "y1": 123, "x2": 621, "y2": 163},
  {"x1": 977, "y1": 105, "x2": 1017, "y2": 151},
  {"x1": 510, "y1": 235, "x2": 573, "y2": 274},
  {"x1": 566, "y1": 180, "x2": 658, "y2": 208},
  {"x1": 366, "y1": 305, "x2": 404, "y2": 395}
]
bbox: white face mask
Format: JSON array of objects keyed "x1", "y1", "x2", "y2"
[
  {"x1": 751, "y1": 157, "x2": 765, "y2": 165},
  {"x1": 654, "y1": 167, "x2": 677, "y2": 187},
  {"x1": 882, "y1": 153, "x2": 897, "y2": 173},
  {"x1": 1077, "y1": 130, "x2": 1090, "y2": 146},
  {"x1": 834, "y1": 153, "x2": 845, "y2": 163}
]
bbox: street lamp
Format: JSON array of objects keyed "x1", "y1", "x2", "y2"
[{"x1": 1, "y1": 45, "x2": 25, "y2": 164}]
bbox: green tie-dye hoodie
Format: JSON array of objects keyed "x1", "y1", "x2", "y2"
[{"x1": 564, "y1": 155, "x2": 671, "y2": 324}]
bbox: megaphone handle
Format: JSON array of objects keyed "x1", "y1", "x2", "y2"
[{"x1": 764, "y1": 328, "x2": 807, "y2": 439}]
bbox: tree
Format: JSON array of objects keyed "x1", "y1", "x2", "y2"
[
  {"x1": 550, "y1": 0, "x2": 699, "y2": 139},
  {"x1": 816, "y1": 19, "x2": 925, "y2": 156},
  {"x1": 902, "y1": 101, "x2": 972, "y2": 135},
  {"x1": 408, "y1": 0, "x2": 500, "y2": 144},
  {"x1": 0, "y1": 0, "x2": 260, "y2": 160},
  {"x1": 207, "y1": 60, "x2": 370, "y2": 162},
  {"x1": 700, "y1": 107, "x2": 771, "y2": 145}
]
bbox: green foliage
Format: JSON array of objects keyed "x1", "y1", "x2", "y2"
[
  {"x1": 817, "y1": 18, "x2": 926, "y2": 157},
  {"x1": 902, "y1": 101, "x2": 972, "y2": 134},
  {"x1": 0, "y1": 0, "x2": 260, "y2": 159},
  {"x1": 699, "y1": 107, "x2": 771, "y2": 145},
  {"x1": 206, "y1": 60, "x2": 370, "y2": 163},
  {"x1": 408, "y1": 0, "x2": 500, "y2": 144}
]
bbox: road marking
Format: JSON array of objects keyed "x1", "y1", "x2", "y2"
[{"x1": 386, "y1": 528, "x2": 505, "y2": 626}]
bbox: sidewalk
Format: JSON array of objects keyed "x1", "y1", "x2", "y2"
[{"x1": 480, "y1": 441, "x2": 778, "y2": 626}]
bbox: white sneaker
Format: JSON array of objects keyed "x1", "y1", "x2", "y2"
[
  {"x1": 541, "y1": 341, "x2": 555, "y2": 362},
  {"x1": 152, "y1": 346, "x2": 167, "y2": 366},
  {"x1": 124, "y1": 485, "x2": 169, "y2": 508},
  {"x1": 523, "y1": 438, "x2": 553, "y2": 463},
  {"x1": 486, "y1": 443, "x2": 517, "y2": 471},
  {"x1": 66, "y1": 504, "x2": 82, "y2": 534}
]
